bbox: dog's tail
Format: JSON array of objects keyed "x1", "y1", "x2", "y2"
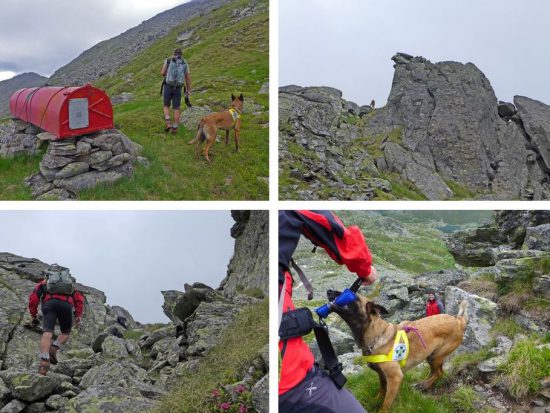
[
  {"x1": 457, "y1": 300, "x2": 468, "y2": 330},
  {"x1": 189, "y1": 119, "x2": 207, "y2": 145}
]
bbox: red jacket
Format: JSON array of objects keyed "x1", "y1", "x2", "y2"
[
  {"x1": 426, "y1": 299, "x2": 444, "y2": 317},
  {"x1": 28, "y1": 280, "x2": 84, "y2": 319},
  {"x1": 278, "y1": 211, "x2": 373, "y2": 395}
]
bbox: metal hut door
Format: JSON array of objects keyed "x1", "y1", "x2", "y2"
[{"x1": 68, "y1": 98, "x2": 89, "y2": 129}]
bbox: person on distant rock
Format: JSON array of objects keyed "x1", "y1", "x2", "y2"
[
  {"x1": 370, "y1": 99, "x2": 375, "y2": 109},
  {"x1": 425, "y1": 291, "x2": 445, "y2": 317},
  {"x1": 279, "y1": 210, "x2": 377, "y2": 413},
  {"x1": 28, "y1": 264, "x2": 84, "y2": 375},
  {"x1": 161, "y1": 48, "x2": 192, "y2": 134}
]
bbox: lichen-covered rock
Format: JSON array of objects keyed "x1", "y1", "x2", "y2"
[
  {"x1": 0, "y1": 399, "x2": 26, "y2": 413},
  {"x1": 0, "y1": 369, "x2": 66, "y2": 402},
  {"x1": 445, "y1": 286, "x2": 497, "y2": 351},
  {"x1": 58, "y1": 384, "x2": 157, "y2": 413},
  {"x1": 251, "y1": 374, "x2": 269, "y2": 413},
  {"x1": 101, "y1": 336, "x2": 129, "y2": 359},
  {"x1": 79, "y1": 361, "x2": 147, "y2": 389},
  {"x1": 179, "y1": 105, "x2": 212, "y2": 130},
  {"x1": 524, "y1": 224, "x2": 550, "y2": 251}
]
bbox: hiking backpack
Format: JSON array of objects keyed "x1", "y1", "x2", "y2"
[
  {"x1": 44, "y1": 264, "x2": 76, "y2": 295},
  {"x1": 165, "y1": 57, "x2": 187, "y2": 87}
]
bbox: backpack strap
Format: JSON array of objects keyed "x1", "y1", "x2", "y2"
[
  {"x1": 312, "y1": 319, "x2": 347, "y2": 388},
  {"x1": 290, "y1": 258, "x2": 314, "y2": 300}
]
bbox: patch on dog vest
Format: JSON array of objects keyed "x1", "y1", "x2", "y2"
[
  {"x1": 361, "y1": 330, "x2": 410, "y2": 367},
  {"x1": 229, "y1": 108, "x2": 241, "y2": 121}
]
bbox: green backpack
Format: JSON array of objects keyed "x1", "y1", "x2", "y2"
[
  {"x1": 165, "y1": 57, "x2": 187, "y2": 87},
  {"x1": 44, "y1": 264, "x2": 75, "y2": 295}
]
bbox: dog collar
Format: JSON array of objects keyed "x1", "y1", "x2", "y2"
[{"x1": 361, "y1": 330, "x2": 410, "y2": 367}]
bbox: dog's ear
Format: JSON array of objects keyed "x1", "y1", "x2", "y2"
[
  {"x1": 366, "y1": 302, "x2": 388, "y2": 317},
  {"x1": 239, "y1": 93, "x2": 244, "y2": 102},
  {"x1": 231, "y1": 94, "x2": 236, "y2": 101}
]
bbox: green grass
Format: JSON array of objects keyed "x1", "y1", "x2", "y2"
[
  {"x1": 494, "y1": 338, "x2": 550, "y2": 400},
  {"x1": 1, "y1": 0, "x2": 268, "y2": 200},
  {"x1": 446, "y1": 179, "x2": 477, "y2": 200},
  {"x1": 123, "y1": 329, "x2": 147, "y2": 340},
  {"x1": 337, "y1": 211, "x2": 455, "y2": 274},
  {"x1": 490, "y1": 318, "x2": 526, "y2": 339},
  {"x1": 153, "y1": 299, "x2": 268, "y2": 413},
  {"x1": 347, "y1": 365, "x2": 500, "y2": 413},
  {"x1": 0, "y1": 151, "x2": 45, "y2": 200}
]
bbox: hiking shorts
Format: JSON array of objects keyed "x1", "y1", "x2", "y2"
[
  {"x1": 279, "y1": 365, "x2": 368, "y2": 413},
  {"x1": 163, "y1": 85, "x2": 182, "y2": 110},
  {"x1": 42, "y1": 298, "x2": 73, "y2": 334}
]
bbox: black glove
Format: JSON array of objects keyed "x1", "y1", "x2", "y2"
[{"x1": 31, "y1": 317, "x2": 40, "y2": 327}]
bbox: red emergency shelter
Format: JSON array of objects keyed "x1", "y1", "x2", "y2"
[{"x1": 9, "y1": 85, "x2": 114, "y2": 139}]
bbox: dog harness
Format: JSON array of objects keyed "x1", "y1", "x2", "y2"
[
  {"x1": 228, "y1": 108, "x2": 241, "y2": 127},
  {"x1": 362, "y1": 330, "x2": 410, "y2": 367}
]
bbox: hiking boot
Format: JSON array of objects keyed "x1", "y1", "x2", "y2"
[
  {"x1": 49, "y1": 345, "x2": 59, "y2": 365},
  {"x1": 38, "y1": 358, "x2": 50, "y2": 376},
  {"x1": 171, "y1": 126, "x2": 179, "y2": 134},
  {"x1": 164, "y1": 119, "x2": 172, "y2": 132}
]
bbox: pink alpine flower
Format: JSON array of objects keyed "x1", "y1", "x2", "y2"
[
  {"x1": 211, "y1": 388, "x2": 221, "y2": 398},
  {"x1": 219, "y1": 402, "x2": 231, "y2": 411},
  {"x1": 235, "y1": 384, "x2": 247, "y2": 394},
  {"x1": 239, "y1": 405, "x2": 248, "y2": 413}
]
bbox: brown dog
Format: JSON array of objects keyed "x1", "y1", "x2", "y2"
[
  {"x1": 327, "y1": 290, "x2": 468, "y2": 412},
  {"x1": 188, "y1": 93, "x2": 243, "y2": 162}
]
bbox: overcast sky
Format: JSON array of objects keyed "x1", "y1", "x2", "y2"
[
  {"x1": 0, "y1": 211, "x2": 235, "y2": 324},
  {"x1": 280, "y1": 0, "x2": 550, "y2": 106},
  {"x1": 0, "y1": 0, "x2": 188, "y2": 81}
]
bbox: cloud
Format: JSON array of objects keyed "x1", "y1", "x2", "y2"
[
  {"x1": 280, "y1": 0, "x2": 550, "y2": 105},
  {"x1": 0, "y1": 0, "x2": 189, "y2": 77}
]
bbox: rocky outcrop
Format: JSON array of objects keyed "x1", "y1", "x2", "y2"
[
  {"x1": 0, "y1": 73, "x2": 47, "y2": 119},
  {"x1": 0, "y1": 120, "x2": 147, "y2": 200},
  {"x1": 280, "y1": 54, "x2": 550, "y2": 200},
  {"x1": 220, "y1": 211, "x2": 269, "y2": 297}
]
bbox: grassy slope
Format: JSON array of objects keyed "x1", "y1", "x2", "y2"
[
  {"x1": 154, "y1": 299, "x2": 268, "y2": 413},
  {"x1": 0, "y1": 0, "x2": 268, "y2": 200}
]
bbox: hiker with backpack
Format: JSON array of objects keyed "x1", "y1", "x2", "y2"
[
  {"x1": 161, "y1": 48, "x2": 192, "y2": 134},
  {"x1": 279, "y1": 210, "x2": 377, "y2": 413},
  {"x1": 426, "y1": 291, "x2": 445, "y2": 317},
  {"x1": 28, "y1": 264, "x2": 84, "y2": 375}
]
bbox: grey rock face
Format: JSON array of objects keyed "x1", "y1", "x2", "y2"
[
  {"x1": 515, "y1": 96, "x2": 550, "y2": 171},
  {"x1": 525, "y1": 224, "x2": 550, "y2": 251},
  {"x1": 179, "y1": 105, "x2": 212, "y2": 130},
  {"x1": 446, "y1": 225, "x2": 504, "y2": 266},
  {"x1": 280, "y1": 54, "x2": 550, "y2": 200},
  {"x1": 220, "y1": 211, "x2": 269, "y2": 296},
  {"x1": 445, "y1": 286, "x2": 497, "y2": 352},
  {"x1": 251, "y1": 374, "x2": 269, "y2": 413},
  {"x1": 58, "y1": 384, "x2": 157, "y2": 412}
]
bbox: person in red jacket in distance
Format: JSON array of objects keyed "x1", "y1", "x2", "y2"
[
  {"x1": 29, "y1": 277, "x2": 84, "y2": 375},
  {"x1": 279, "y1": 210, "x2": 377, "y2": 413}
]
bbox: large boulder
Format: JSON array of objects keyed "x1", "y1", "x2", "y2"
[
  {"x1": 179, "y1": 105, "x2": 212, "y2": 130},
  {"x1": 0, "y1": 369, "x2": 67, "y2": 402},
  {"x1": 185, "y1": 301, "x2": 240, "y2": 357},
  {"x1": 169, "y1": 283, "x2": 224, "y2": 323},
  {"x1": 251, "y1": 374, "x2": 269, "y2": 413},
  {"x1": 58, "y1": 384, "x2": 157, "y2": 412},
  {"x1": 79, "y1": 361, "x2": 147, "y2": 389},
  {"x1": 445, "y1": 286, "x2": 497, "y2": 351},
  {"x1": 446, "y1": 225, "x2": 505, "y2": 266},
  {"x1": 161, "y1": 290, "x2": 185, "y2": 322},
  {"x1": 101, "y1": 336, "x2": 129, "y2": 359}
]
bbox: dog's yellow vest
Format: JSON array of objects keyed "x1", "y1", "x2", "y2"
[
  {"x1": 362, "y1": 330, "x2": 410, "y2": 367},
  {"x1": 228, "y1": 108, "x2": 241, "y2": 126}
]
